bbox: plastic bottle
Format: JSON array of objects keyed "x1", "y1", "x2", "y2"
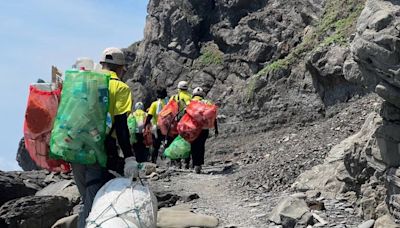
[
  {"x1": 88, "y1": 79, "x2": 98, "y2": 109},
  {"x1": 89, "y1": 128, "x2": 101, "y2": 142},
  {"x1": 75, "y1": 150, "x2": 96, "y2": 164}
]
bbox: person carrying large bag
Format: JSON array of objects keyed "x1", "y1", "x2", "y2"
[
  {"x1": 144, "y1": 88, "x2": 169, "y2": 163},
  {"x1": 183, "y1": 87, "x2": 218, "y2": 174},
  {"x1": 50, "y1": 48, "x2": 136, "y2": 228}
]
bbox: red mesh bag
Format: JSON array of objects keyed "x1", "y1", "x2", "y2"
[
  {"x1": 186, "y1": 100, "x2": 218, "y2": 129},
  {"x1": 157, "y1": 100, "x2": 179, "y2": 137},
  {"x1": 143, "y1": 125, "x2": 153, "y2": 147},
  {"x1": 23, "y1": 84, "x2": 70, "y2": 172},
  {"x1": 177, "y1": 114, "x2": 202, "y2": 142}
]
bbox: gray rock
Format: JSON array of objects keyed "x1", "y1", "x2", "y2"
[
  {"x1": 380, "y1": 101, "x2": 400, "y2": 122},
  {"x1": 269, "y1": 196, "x2": 310, "y2": 226},
  {"x1": 375, "y1": 82, "x2": 400, "y2": 110},
  {"x1": 307, "y1": 45, "x2": 362, "y2": 106},
  {"x1": 51, "y1": 214, "x2": 78, "y2": 228},
  {"x1": 358, "y1": 219, "x2": 375, "y2": 228},
  {"x1": 290, "y1": 193, "x2": 307, "y2": 200},
  {"x1": 374, "y1": 214, "x2": 398, "y2": 228},
  {"x1": 375, "y1": 123, "x2": 400, "y2": 167},
  {"x1": 351, "y1": 0, "x2": 400, "y2": 95},
  {"x1": 182, "y1": 193, "x2": 200, "y2": 203},
  {"x1": 293, "y1": 113, "x2": 382, "y2": 195},
  {"x1": 0, "y1": 196, "x2": 73, "y2": 228},
  {"x1": 0, "y1": 171, "x2": 37, "y2": 206},
  {"x1": 16, "y1": 137, "x2": 41, "y2": 171},
  {"x1": 35, "y1": 180, "x2": 80, "y2": 204}
]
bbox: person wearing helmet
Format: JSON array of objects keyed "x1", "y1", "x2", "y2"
[
  {"x1": 144, "y1": 88, "x2": 169, "y2": 163},
  {"x1": 71, "y1": 47, "x2": 134, "y2": 228},
  {"x1": 188, "y1": 87, "x2": 219, "y2": 174},
  {"x1": 169, "y1": 81, "x2": 192, "y2": 168},
  {"x1": 129, "y1": 102, "x2": 148, "y2": 162},
  {"x1": 170, "y1": 80, "x2": 192, "y2": 113}
]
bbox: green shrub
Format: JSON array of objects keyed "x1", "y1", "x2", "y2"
[{"x1": 198, "y1": 45, "x2": 223, "y2": 65}]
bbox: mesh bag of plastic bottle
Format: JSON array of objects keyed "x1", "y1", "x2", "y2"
[
  {"x1": 23, "y1": 83, "x2": 71, "y2": 172},
  {"x1": 163, "y1": 135, "x2": 191, "y2": 160},
  {"x1": 50, "y1": 70, "x2": 110, "y2": 167},
  {"x1": 157, "y1": 100, "x2": 179, "y2": 137},
  {"x1": 186, "y1": 100, "x2": 217, "y2": 129},
  {"x1": 127, "y1": 115, "x2": 137, "y2": 144},
  {"x1": 177, "y1": 114, "x2": 202, "y2": 142},
  {"x1": 87, "y1": 177, "x2": 158, "y2": 228},
  {"x1": 143, "y1": 125, "x2": 153, "y2": 147}
]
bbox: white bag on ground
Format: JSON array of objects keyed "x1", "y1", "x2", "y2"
[{"x1": 86, "y1": 178, "x2": 157, "y2": 228}]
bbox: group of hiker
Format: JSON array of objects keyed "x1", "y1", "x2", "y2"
[
  {"x1": 23, "y1": 47, "x2": 218, "y2": 227},
  {"x1": 128, "y1": 81, "x2": 219, "y2": 174}
]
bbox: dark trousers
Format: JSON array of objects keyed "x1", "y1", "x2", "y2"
[
  {"x1": 151, "y1": 129, "x2": 163, "y2": 163},
  {"x1": 132, "y1": 133, "x2": 148, "y2": 163},
  {"x1": 72, "y1": 163, "x2": 110, "y2": 228},
  {"x1": 190, "y1": 129, "x2": 209, "y2": 166}
]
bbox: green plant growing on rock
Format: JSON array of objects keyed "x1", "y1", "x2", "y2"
[
  {"x1": 198, "y1": 43, "x2": 223, "y2": 66},
  {"x1": 247, "y1": 0, "x2": 365, "y2": 100}
]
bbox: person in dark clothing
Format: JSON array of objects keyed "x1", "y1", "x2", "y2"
[
  {"x1": 144, "y1": 88, "x2": 169, "y2": 163},
  {"x1": 188, "y1": 87, "x2": 218, "y2": 174}
]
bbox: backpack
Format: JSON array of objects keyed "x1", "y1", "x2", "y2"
[
  {"x1": 24, "y1": 83, "x2": 70, "y2": 172},
  {"x1": 50, "y1": 70, "x2": 110, "y2": 167}
]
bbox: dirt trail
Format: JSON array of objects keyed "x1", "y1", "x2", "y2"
[{"x1": 151, "y1": 165, "x2": 283, "y2": 227}]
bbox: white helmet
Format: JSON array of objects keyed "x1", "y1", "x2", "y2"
[
  {"x1": 177, "y1": 81, "x2": 188, "y2": 90},
  {"x1": 135, "y1": 102, "x2": 144, "y2": 110},
  {"x1": 192, "y1": 87, "x2": 205, "y2": 97}
]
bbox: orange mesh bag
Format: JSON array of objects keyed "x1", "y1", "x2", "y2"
[
  {"x1": 157, "y1": 100, "x2": 179, "y2": 137},
  {"x1": 23, "y1": 84, "x2": 70, "y2": 172},
  {"x1": 177, "y1": 114, "x2": 202, "y2": 142},
  {"x1": 143, "y1": 125, "x2": 153, "y2": 147},
  {"x1": 186, "y1": 100, "x2": 218, "y2": 129}
]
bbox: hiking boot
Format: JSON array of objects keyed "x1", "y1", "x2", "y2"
[{"x1": 194, "y1": 166, "x2": 201, "y2": 174}]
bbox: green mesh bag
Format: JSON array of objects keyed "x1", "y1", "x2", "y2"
[
  {"x1": 127, "y1": 114, "x2": 137, "y2": 144},
  {"x1": 50, "y1": 70, "x2": 110, "y2": 167},
  {"x1": 164, "y1": 135, "x2": 191, "y2": 160}
]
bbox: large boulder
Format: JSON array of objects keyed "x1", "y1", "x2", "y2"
[
  {"x1": 351, "y1": 0, "x2": 400, "y2": 96},
  {"x1": 16, "y1": 137, "x2": 40, "y2": 171},
  {"x1": 268, "y1": 196, "x2": 311, "y2": 227},
  {"x1": 35, "y1": 180, "x2": 80, "y2": 204},
  {"x1": 307, "y1": 45, "x2": 364, "y2": 106},
  {"x1": 374, "y1": 214, "x2": 398, "y2": 228},
  {"x1": 0, "y1": 171, "x2": 37, "y2": 206},
  {"x1": 293, "y1": 112, "x2": 382, "y2": 195},
  {"x1": 0, "y1": 196, "x2": 73, "y2": 228}
]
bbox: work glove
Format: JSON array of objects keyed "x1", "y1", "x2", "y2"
[{"x1": 124, "y1": 157, "x2": 139, "y2": 178}]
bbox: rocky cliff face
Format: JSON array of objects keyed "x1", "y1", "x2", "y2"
[
  {"x1": 123, "y1": 0, "x2": 370, "y2": 135},
  {"x1": 293, "y1": 0, "x2": 400, "y2": 223},
  {"x1": 121, "y1": 0, "x2": 400, "y2": 224}
]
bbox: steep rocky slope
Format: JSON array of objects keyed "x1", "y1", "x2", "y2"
[
  {"x1": 123, "y1": 0, "x2": 369, "y2": 133},
  {"x1": 122, "y1": 0, "x2": 371, "y2": 188},
  {"x1": 120, "y1": 0, "x2": 400, "y2": 226}
]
